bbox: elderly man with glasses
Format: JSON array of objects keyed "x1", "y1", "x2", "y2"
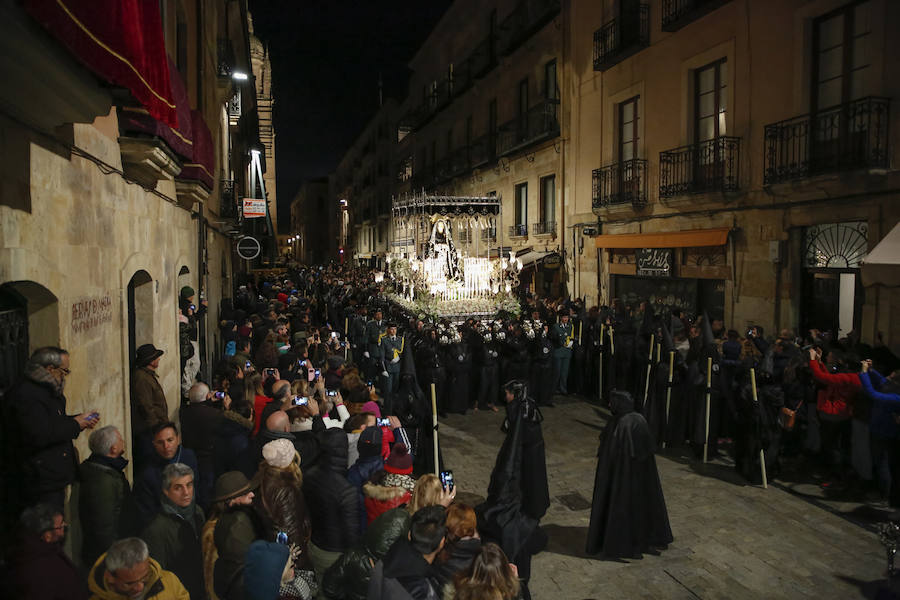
[
  {"x1": 3, "y1": 346, "x2": 99, "y2": 513},
  {"x1": 87, "y1": 537, "x2": 189, "y2": 600}
]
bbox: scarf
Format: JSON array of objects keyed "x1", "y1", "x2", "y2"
[{"x1": 161, "y1": 495, "x2": 199, "y2": 535}]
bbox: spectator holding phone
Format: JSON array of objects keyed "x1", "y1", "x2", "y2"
[
  {"x1": 860, "y1": 359, "x2": 900, "y2": 507},
  {"x1": 181, "y1": 382, "x2": 224, "y2": 511},
  {"x1": 808, "y1": 346, "x2": 861, "y2": 485},
  {"x1": 3, "y1": 346, "x2": 98, "y2": 513}
]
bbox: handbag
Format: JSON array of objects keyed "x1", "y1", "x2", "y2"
[{"x1": 779, "y1": 401, "x2": 801, "y2": 431}]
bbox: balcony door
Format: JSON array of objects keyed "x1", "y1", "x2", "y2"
[
  {"x1": 515, "y1": 182, "x2": 528, "y2": 236},
  {"x1": 618, "y1": 96, "x2": 640, "y2": 204},
  {"x1": 694, "y1": 58, "x2": 727, "y2": 186},
  {"x1": 518, "y1": 78, "x2": 529, "y2": 142},
  {"x1": 811, "y1": 1, "x2": 873, "y2": 172}
]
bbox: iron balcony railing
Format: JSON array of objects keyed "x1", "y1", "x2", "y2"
[
  {"x1": 499, "y1": 0, "x2": 562, "y2": 56},
  {"x1": 659, "y1": 136, "x2": 741, "y2": 197},
  {"x1": 469, "y1": 133, "x2": 495, "y2": 167},
  {"x1": 220, "y1": 180, "x2": 238, "y2": 219},
  {"x1": 592, "y1": 158, "x2": 649, "y2": 211},
  {"x1": 763, "y1": 96, "x2": 890, "y2": 185},
  {"x1": 593, "y1": 3, "x2": 649, "y2": 71},
  {"x1": 497, "y1": 99, "x2": 560, "y2": 157},
  {"x1": 662, "y1": 0, "x2": 732, "y2": 32},
  {"x1": 509, "y1": 224, "x2": 528, "y2": 237},
  {"x1": 533, "y1": 221, "x2": 557, "y2": 236}
]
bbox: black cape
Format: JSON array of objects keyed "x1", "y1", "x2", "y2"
[
  {"x1": 586, "y1": 391, "x2": 673, "y2": 558},
  {"x1": 477, "y1": 395, "x2": 549, "y2": 563}
]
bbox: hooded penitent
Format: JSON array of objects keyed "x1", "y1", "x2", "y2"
[{"x1": 586, "y1": 390, "x2": 673, "y2": 558}]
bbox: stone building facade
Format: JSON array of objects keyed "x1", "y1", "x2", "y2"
[
  {"x1": 568, "y1": 0, "x2": 899, "y2": 348},
  {"x1": 0, "y1": 0, "x2": 267, "y2": 479}
]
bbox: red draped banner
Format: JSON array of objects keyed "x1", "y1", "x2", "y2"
[{"x1": 24, "y1": 0, "x2": 177, "y2": 128}]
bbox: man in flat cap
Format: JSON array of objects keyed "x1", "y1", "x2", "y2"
[{"x1": 131, "y1": 344, "x2": 168, "y2": 473}]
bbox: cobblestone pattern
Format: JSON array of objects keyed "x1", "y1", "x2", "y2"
[{"x1": 439, "y1": 398, "x2": 887, "y2": 599}]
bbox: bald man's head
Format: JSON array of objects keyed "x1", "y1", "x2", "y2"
[{"x1": 266, "y1": 410, "x2": 290, "y2": 433}]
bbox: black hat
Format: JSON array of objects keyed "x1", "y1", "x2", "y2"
[
  {"x1": 135, "y1": 344, "x2": 164, "y2": 367},
  {"x1": 213, "y1": 471, "x2": 258, "y2": 503}
]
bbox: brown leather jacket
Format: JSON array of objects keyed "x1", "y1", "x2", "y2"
[{"x1": 253, "y1": 466, "x2": 313, "y2": 569}]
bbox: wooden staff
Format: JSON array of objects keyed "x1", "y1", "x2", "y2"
[
  {"x1": 663, "y1": 350, "x2": 674, "y2": 449},
  {"x1": 578, "y1": 320, "x2": 583, "y2": 345},
  {"x1": 750, "y1": 368, "x2": 768, "y2": 489},
  {"x1": 609, "y1": 327, "x2": 615, "y2": 356},
  {"x1": 703, "y1": 356, "x2": 712, "y2": 464},
  {"x1": 431, "y1": 382, "x2": 440, "y2": 476},
  {"x1": 643, "y1": 334, "x2": 655, "y2": 409},
  {"x1": 344, "y1": 317, "x2": 349, "y2": 360},
  {"x1": 598, "y1": 323, "x2": 605, "y2": 402}
]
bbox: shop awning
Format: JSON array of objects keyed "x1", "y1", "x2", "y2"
[
  {"x1": 119, "y1": 57, "x2": 193, "y2": 159},
  {"x1": 861, "y1": 222, "x2": 900, "y2": 287},
  {"x1": 595, "y1": 227, "x2": 731, "y2": 249},
  {"x1": 24, "y1": 0, "x2": 177, "y2": 128},
  {"x1": 517, "y1": 250, "x2": 550, "y2": 267}
]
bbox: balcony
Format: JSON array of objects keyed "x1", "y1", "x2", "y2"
[
  {"x1": 220, "y1": 180, "x2": 239, "y2": 219},
  {"x1": 662, "y1": 0, "x2": 732, "y2": 32},
  {"x1": 497, "y1": 99, "x2": 560, "y2": 156},
  {"x1": 592, "y1": 158, "x2": 649, "y2": 212},
  {"x1": 763, "y1": 97, "x2": 890, "y2": 185},
  {"x1": 499, "y1": 0, "x2": 562, "y2": 56},
  {"x1": 532, "y1": 221, "x2": 557, "y2": 236},
  {"x1": 593, "y1": 3, "x2": 649, "y2": 71},
  {"x1": 469, "y1": 133, "x2": 495, "y2": 168},
  {"x1": 659, "y1": 136, "x2": 741, "y2": 197},
  {"x1": 509, "y1": 224, "x2": 528, "y2": 238}
]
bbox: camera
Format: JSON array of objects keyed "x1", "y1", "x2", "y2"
[
  {"x1": 298, "y1": 359, "x2": 307, "y2": 367},
  {"x1": 291, "y1": 395, "x2": 309, "y2": 407},
  {"x1": 276, "y1": 531, "x2": 289, "y2": 545},
  {"x1": 314, "y1": 369, "x2": 321, "y2": 378},
  {"x1": 214, "y1": 391, "x2": 226, "y2": 400},
  {"x1": 331, "y1": 331, "x2": 338, "y2": 339},
  {"x1": 326, "y1": 389, "x2": 337, "y2": 397},
  {"x1": 376, "y1": 417, "x2": 391, "y2": 427},
  {"x1": 189, "y1": 304, "x2": 196, "y2": 312},
  {"x1": 263, "y1": 368, "x2": 275, "y2": 377},
  {"x1": 440, "y1": 470, "x2": 454, "y2": 492},
  {"x1": 244, "y1": 361, "x2": 252, "y2": 370}
]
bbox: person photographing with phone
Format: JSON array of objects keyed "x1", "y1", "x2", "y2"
[{"x1": 4, "y1": 346, "x2": 99, "y2": 513}]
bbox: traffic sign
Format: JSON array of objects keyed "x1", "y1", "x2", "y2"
[{"x1": 236, "y1": 236, "x2": 261, "y2": 260}]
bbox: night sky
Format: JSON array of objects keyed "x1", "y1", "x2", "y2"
[{"x1": 248, "y1": 1, "x2": 452, "y2": 233}]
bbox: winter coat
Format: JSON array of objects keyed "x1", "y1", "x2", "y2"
[
  {"x1": 88, "y1": 554, "x2": 188, "y2": 600},
  {"x1": 133, "y1": 446, "x2": 199, "y2": 529},
  {"x1": 9, "y1": 535, "x2": 88, "y2": 600},
  {"x1": 362, "y1": 475, "x2": 413, "y2": 525},
  {"x1": 809, "y1": 360, "x2": 860, "y2": 420},
  {"x1": 322, "y1": 507, "x2": 412, "y2": 600},
  {"x1": 347, "y1": 454, "x2": 385, "y2": 532},
  {"x1": 862, "y1": 370, "x2": 900, "y2": 439},
  {"x1": 431, "y1": 537, "x2": 482, "y2": 588},
  {"x1": 5, "y1": 366, "x2": 81, "y2": 498},
  {"x1": 131, "y1": 367, "x2": 169, "y2": 436},
  {"x1": 214, "y1": 506, "x2": 265, "y2": 600},
  {"x1": 79, "y1": 454, "x2": 131, "y2": 566},
  {"x1": 303, "y1": 428, "x2": 361, "y2": 552},
  {"x1": 181, "y1": 402, "x2": 223, "y2": 464},
  {"x1": 214, "y1": 410, "x2": 253, "y2": 478},
  {"x1": 367, "y1": 539, "x2": 440, "y2": 600},
  {"x1": 141, "y1": 502, "x2": 206, "y2": 600}
]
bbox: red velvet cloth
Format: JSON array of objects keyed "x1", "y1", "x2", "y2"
[
  {"x1": 24, "y1": 0, "x2": 177, "y2": 128},
  {"x1": 119, "y1": 57, "x2": 193, "y2": 159},
  {"x1": 177, "y1": 110, "x2": 215, "y2": 190}
]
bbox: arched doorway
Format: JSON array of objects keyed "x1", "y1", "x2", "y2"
[{"x1": 127, "y1": 270, "x2": 155, "y2": 373}]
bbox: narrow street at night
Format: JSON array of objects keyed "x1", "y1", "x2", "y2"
[{"x1": 441, "y1": 395, "x2": 887, "y2": 599}]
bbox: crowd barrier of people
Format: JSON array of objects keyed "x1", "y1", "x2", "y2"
[{"x1": 2, "y1": 262, "x2": 897, "y2": 600}]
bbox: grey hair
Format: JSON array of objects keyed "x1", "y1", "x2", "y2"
[
  {"x1": 28, "y1": 346, "x2": 68, "y2": 368},
  {"x1": 88, "y1": 425, "x2": 121, "y2": 456},
  {"x1": 105, "y1": 538, "x2": 149, "y2": 573},
  {"x1": 272, "y1": 380, "x2": 291, "y2": 401},
  {"x1": 188, "y1": 382, "x2": 209, "y2": 404},
  {"x1": 20, "y1": 503, "x2": 61, "y2": 535},
  {"x1": 161, "y1": 462, "x2": 194, "y2": 490}
]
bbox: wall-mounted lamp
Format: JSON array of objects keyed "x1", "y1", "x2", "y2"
[{"x1": 232, "y1": 71, "x2": 249, "y2": 81}]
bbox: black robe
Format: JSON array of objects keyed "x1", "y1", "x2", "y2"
[
  {"x1": 586, "y1": 391, "x2": 673, "y2": 558},
  {"x1": 477, "y1": 395, "x2": 549, "y2": 586}
]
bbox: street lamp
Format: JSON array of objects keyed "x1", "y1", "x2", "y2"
[{"x1": 232, "y1": 71, "x2": 249, "y2": 81}]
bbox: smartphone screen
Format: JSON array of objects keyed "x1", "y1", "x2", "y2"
[
  {"x1": 291, "y1": 395, "x2": 309, "y2": 407},
  {"x1": 326, "y1": 389, "x2": 337, "y2": 397},
  {"x1": 440, "y1": 470, "x2": 454, "y2": 492},
  {"x1": 376, "y1": 417, "x2": 391, "y2": 427}
]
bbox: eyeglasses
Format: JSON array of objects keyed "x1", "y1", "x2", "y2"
[{"x1": 55, "y1": 366, "x2": 71, "y2": 376}]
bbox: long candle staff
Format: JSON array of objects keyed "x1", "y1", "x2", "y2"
[
  {"x1": 663, "y1": 350, "x2": 674, "y2": 449},
  {"x1": 750, "y1": 368, "x2": 768, "y2": 489},
  {"x1": 643, "y1": 334, "x2": 655, "y2": 410},
  {"x1": 703, "y1": 356, "x2": 712, "y2": 464}
]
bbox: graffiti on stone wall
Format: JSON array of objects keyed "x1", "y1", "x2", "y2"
[{"x1": 71, "y1": 295, "x2": 113, "y2": 334}]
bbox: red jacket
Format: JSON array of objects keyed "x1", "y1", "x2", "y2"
[{"x1": 809, "y1": 360, "x2": 860, "y2": 419}]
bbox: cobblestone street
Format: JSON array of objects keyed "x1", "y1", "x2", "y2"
[{"x1": 440, "y1": 396, "x2": 890, "y2": 600}]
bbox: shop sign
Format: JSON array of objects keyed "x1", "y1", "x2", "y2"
[
  {"x1": 636, "y1": 248, "x2": 672, "y2": 277},
  {"x1": 242, "y1": 198, "x2": 267, "y2": 218},
  {"x1": 543, "y1": 253, "x2": 561, "y2": 269}
]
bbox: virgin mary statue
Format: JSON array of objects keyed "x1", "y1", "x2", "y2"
[{"x1": 424, "y1": 218, "x2": 461, "y2": 280}]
